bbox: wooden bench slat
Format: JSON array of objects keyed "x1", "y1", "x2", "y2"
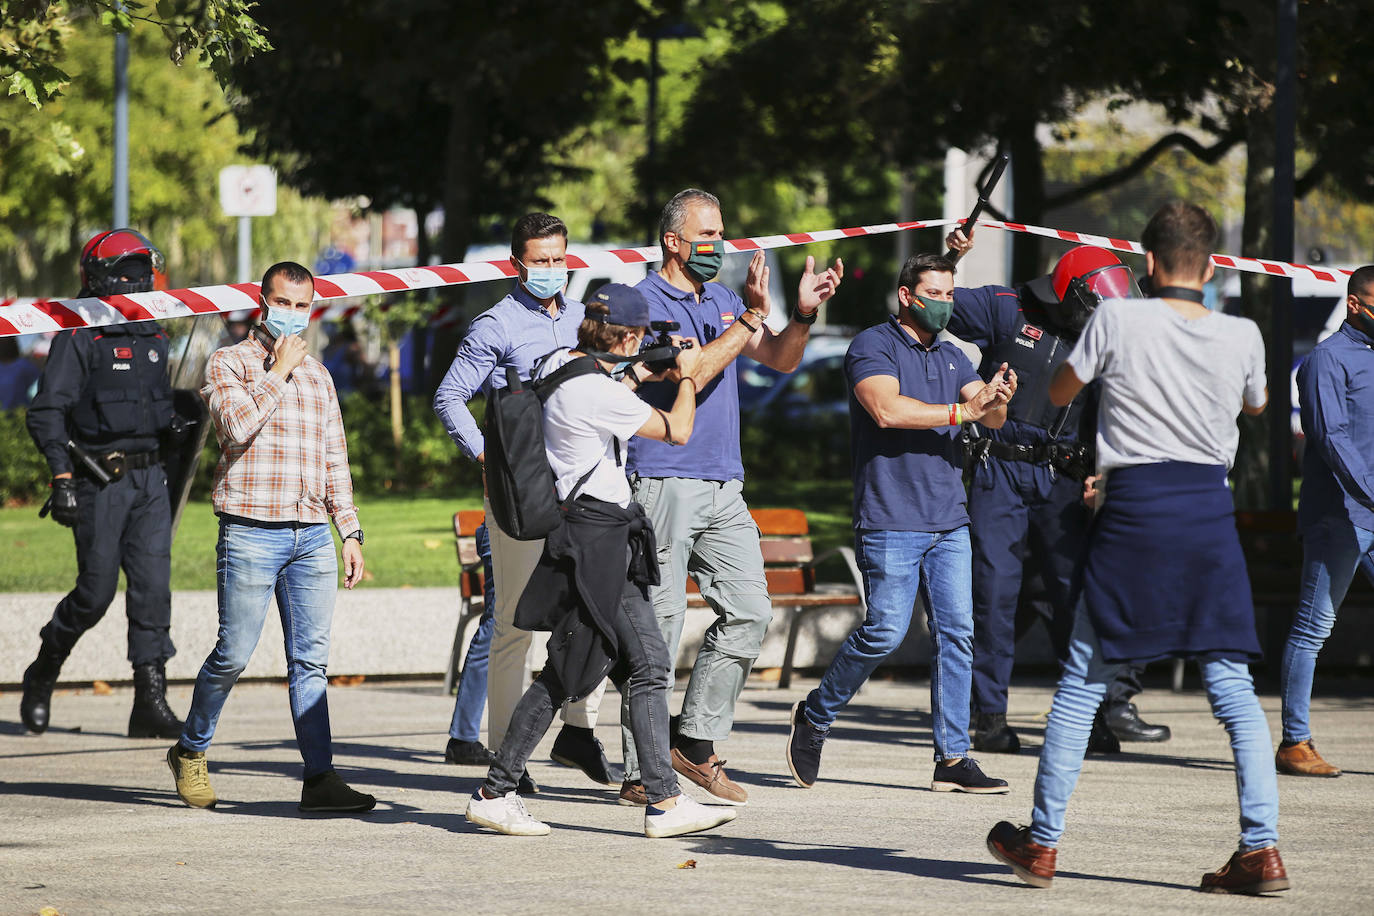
[
  {"x1": 760, "y1": 538, "x2": 814, "y2": 565},
  {"x1": 687, "y1": 593, "x2": 861, "y2": 609},
  {"x1": 750, "y1": 508, "x2": 809, "y2": 536}
]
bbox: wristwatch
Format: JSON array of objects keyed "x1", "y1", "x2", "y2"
[
  {"x1": 344, "y1": 529, "x2": 365, "y2": 546},
  {"x1": 792, "y1": 305, "x2": 819, "y2": 325}
]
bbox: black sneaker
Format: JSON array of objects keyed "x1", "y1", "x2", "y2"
[
  {"x1": 931, "y1": 757, "x2": 1010, "y2": 794},
  {"x1": 444, "y1": 737, "x2": 497, "y2": 766},
  {"x1": 517, "y1": 769, "x2": 540, "y2": 795},
  {"x1": 971, "y1": 712, "x2": 1021, "y2": 754},
  {"x1": 550, "y1": 724, "x2": 624, "y2": 786},
  {"x1": 299, "y1": 770, "x2": 377, "y2": 813},
  {"x1": 785, "y1": 701, "x2": 827, "y2": 788}
]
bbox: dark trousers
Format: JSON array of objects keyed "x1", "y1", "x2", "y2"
[
  {"x1": 969, "y1": 457, "x2": 1140, "y2": 713},
  {"x1": 486, "y1": 582, "x2": 680, "y2": 804},
  {"x1": 40, "y1": 466, "x2": 174, "y2": 667}
]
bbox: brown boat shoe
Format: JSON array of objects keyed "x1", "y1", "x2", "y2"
[
  {"x1": 986, "y1": 821, "x2": 1056, "y2": 888},
  {"x1": 670, "y1": 748, "x2": 748, "y2": 806},
  {"x1": 1201, "y1": 846, "x2": 1291, "y2": 895}
]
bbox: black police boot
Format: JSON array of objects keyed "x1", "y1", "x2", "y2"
[
  {"x1": 129, "y1": 661, "x2": 184, "y2": 739},
  {"x1": 1086, "y1": 707, "x2": 1122, "y2": 755},
  {"x1": 20, "y1": 643, "x2": 67, "y2": 734},
  {"x1": 972, "y1": 712, "x2": 1021, "y2": 754},
  {"x1": 1106, "y1": 702, "x2": 1172, "y2": 743}
]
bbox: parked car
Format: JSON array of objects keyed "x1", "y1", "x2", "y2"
[{"x1": 737, "y1": 333, "x2": 853, "y2": 423}]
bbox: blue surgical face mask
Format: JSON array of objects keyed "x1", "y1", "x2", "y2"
[
  {"x1": 263, "y1": 301, "x2": 310, "y2": 339},
  {"x1": 520, "y1": 261, "x2": 567, "y2": 301}
]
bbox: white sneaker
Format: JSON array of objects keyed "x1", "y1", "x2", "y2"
[
  {"x1": 643, "y1": 794, "x2": 738, "y2": 839},
  {"x1": 465, "y1": 790, "x2": 550, "y2": 836}
]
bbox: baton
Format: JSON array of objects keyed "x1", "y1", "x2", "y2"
[
  {"x1": 946, "y1": 153, "x2": 1009, "y2": 261},
  {"x1": 67, "y1": 439, "x2": 114, "y2": 485}
]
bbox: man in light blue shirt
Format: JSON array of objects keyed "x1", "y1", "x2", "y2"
[
  {"x1": 1277, "y1": 264, "x2": 1374, "y2": 778},
  {"x1": 433, "y1": 212, "x2": 620, "y2": 790}
]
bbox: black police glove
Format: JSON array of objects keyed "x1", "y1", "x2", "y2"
[{"x1": 48, "y1": 477, "x2": 79, "y2": 528}]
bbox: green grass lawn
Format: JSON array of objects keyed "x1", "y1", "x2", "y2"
[{"x1": 0, "y1": 480, "x2": 855, "y2": 592}]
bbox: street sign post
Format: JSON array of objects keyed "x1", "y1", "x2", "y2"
[{"x1": 219, "y1": 165, "x2": 277, "y2": 283}]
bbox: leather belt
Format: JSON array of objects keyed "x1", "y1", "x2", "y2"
[{"x1": 108, "y1": 449, "x2": 161, "y2": 469}]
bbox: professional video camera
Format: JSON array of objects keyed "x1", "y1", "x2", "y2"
[{"x1": 639, "y1": 320, "x2": 694, "y2": 374}]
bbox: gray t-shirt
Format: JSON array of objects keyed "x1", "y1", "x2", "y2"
[{"x1": 1068, "y1": 298, "x2": 1267, "y2": 472}]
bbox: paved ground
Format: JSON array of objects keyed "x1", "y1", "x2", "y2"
[{"x1": 1, "y1": 673, "x2": 1371, "y2": 915}]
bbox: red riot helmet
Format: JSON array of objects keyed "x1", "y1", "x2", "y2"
[
  {"x1": 1026, "y1": 245, "x2": 1140, "y2": 335},
  {"x1": 79, "y1": 228, "x2": 167, "y2": 296}
]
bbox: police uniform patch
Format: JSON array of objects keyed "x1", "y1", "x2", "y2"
[
  {"x1": 1020, "y1": 324, "x2": 1043, "y2": 341},
  {"x1": 114, "y1": 347, "x2": 133, "y2": 359},
  {"x1": 148, "y1": 350, "x2": 160, "y2": 363}
]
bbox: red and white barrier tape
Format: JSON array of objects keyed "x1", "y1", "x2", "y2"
[{"x1": 0, "y1": 216, "x2": 1355, "y2": 338}]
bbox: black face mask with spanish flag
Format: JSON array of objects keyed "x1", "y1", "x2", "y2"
[{"x1": 1353, "y1": 297, "x2": 1374, "y2": 340}]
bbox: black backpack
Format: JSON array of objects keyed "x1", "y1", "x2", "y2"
[{"x1": 483, "y1": 353, "x2": 608, "y2": 540}]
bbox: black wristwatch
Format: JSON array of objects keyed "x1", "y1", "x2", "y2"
[
  {"x1": 792, "y1": 305, "x2": 819, "y2": 325},
  {"x1": 344, "y1": 529, "x2": 365, "y2": 546}
]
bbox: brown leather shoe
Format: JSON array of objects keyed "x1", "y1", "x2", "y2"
[
  {"x1": 618, "y1": 779, "x2": 648, "y2": 807},
  {"x1": 986, "y1": 821, "x2": 1056, "y2": 888},
  {"x1": 670, "y1": 748, "x2": 748, "y2": 806},
  {"x1": 1201, "y1": 846, "x2": 1290, "y2": 895},
  {"x1": 1275, "y1": 739, "x2": 1341, "y2": 777}
]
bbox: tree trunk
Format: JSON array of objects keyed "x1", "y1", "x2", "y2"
[
  {"x1": 1233, "y1": 108, "x2": 1276, "y2": 510},
  {"x1": 1006, "y1": 117, "x2": 1046, "y2": 285},
  {"x1": 388, "y1": 338, "x2": 403, "y2": 483}
]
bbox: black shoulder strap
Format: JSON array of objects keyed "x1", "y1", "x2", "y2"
[{"x1": 532, "y1": 353, "x2": 609, "y2": 403}]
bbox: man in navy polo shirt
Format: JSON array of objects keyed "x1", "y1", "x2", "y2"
[
  {"x1": 620, "y1": 188, "x2": 843, "y2": 806},
  {"x1": 785, "y1": 252, "x2": 1016, "y2": 794}
]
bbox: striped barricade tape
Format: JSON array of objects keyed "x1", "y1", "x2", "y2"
[{"x1": 0, "y1": 215, "x2": 1354, "y2": 338}]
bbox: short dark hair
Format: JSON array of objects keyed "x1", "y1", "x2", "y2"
[
  {"x1": 1348, "y1": 265, "x2": 1374, "y2": 299},
  {"x1": 511, "y1": 212, "x2": 568, "y2": 261},
  {"x1": 659, "y1": 188, "x2": 721, "y2": 252},
  {"x1": 577, "y1": 301, "x2": 647, "y2": 352},
  {"x1": 898, "y1": 252, "x2": 956, "y2": 292},
  {"x1": 1140, "y1": 202, "x2": 1218, "y2": 280},
  {"x1": 261, "y1": 261, "x2": 314, "y2": 297}
]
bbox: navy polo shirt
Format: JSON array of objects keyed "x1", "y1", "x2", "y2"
[
  {"x1": 626, "y1": 272, "x2": 746, "y2": 481},
  {"x1": 847, "y1": 316, "x2": 980, "y2": 532}
]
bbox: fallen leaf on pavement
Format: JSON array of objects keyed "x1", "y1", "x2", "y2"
[
  {"x1": 676, "y1": 860, "x2": 697, "y2": 869},
  {"x1": 92, "y1": 680, "x2": 113, "y2": 695}
]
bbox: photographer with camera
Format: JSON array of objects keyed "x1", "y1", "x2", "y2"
[
  {"x1": 466, "y1": 283, "x2": 737, "y2": 840},
  {"x1": 944, "y1": 230, "x2": 1170, "y2": 753},
  {"x1": 433, "y1": 213, "x2": 620, "y2": 790},
  {"x1": 619, "y1": 188, "x2": 842, "y2": 807}
]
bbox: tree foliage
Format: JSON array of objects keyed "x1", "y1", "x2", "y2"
[{"x1": 1, "y1": 0, "x2": 269, "y2": 108}]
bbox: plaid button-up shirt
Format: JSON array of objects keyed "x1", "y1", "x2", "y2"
[{"x1": 201, "y1": 332, "x2": 359, "y2": 536}]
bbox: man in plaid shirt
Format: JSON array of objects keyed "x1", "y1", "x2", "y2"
[{"x1": 166, "y1": 261, "x2": 375, "y2": 814}]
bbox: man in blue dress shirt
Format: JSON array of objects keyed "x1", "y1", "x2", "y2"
[
  {"x1": 1277, "y1": 264, "x2": 1374, "y2": 778},
  {"x1": 433, "y1": 212, "x2": 619, "y2": 790}
]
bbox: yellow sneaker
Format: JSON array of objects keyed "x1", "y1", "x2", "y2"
[{"x1": 166, "y1": 744, "x2": 217, "y2": 808}]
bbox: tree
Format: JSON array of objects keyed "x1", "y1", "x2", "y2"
[
  {"x1": 0, "y1": 15, "x2": 328, "y2": 296},
  {"x1": 2, "y1": 0, "x2": 268, "y2": 109}
]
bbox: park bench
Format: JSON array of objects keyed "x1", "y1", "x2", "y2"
[{"x1": 445, "y1": 507, "x2": 865, "y2": 691}]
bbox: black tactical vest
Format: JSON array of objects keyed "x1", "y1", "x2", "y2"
[
  {"x1": 978, "y1": 305, "x2": 1082, "y2": 436},
  {"x1": 68, "y1": 326, "x2": 173, "y2": 446}
]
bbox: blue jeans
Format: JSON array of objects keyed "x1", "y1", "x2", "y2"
[
  {"x1": 1281, "y1": 517, "x2": 1374, "y2": 742},
  {"x1": 805, "y1": 526, "x2": 974, "y2": 761},
  {"x1": 449, "y1": 523, "x2": 496, "y2": 743},
  {"x1": 1032, "y1": 604, "x2": 1278, "y2": 850},
  {"x1": 181, "y1": 520, "x2": 338, "y2": 779}
]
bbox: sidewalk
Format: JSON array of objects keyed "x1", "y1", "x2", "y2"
[{"x1": 2, "y1": 674, "x2": 1371, "y2": 914}]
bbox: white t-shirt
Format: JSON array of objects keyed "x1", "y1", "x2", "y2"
[
  {"x1": 1068, "y1": 297, "x2": 1267, "y2": 472},
  {"x1": 535, "y1": 349, "x2": 652, "y2": 507}
]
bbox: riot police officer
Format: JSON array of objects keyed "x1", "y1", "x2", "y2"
[
  {"x1": 20, "y1": 229, "x2": 183, "y2": 738},
  {"x1": 946, "y1": 232, "x2": 1172, "y2": 752}
]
